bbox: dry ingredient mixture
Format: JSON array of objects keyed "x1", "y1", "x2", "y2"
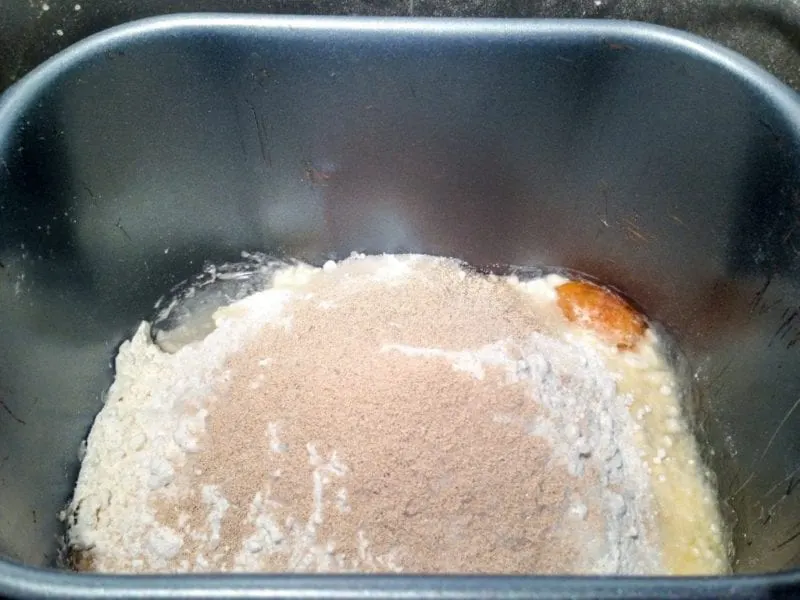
[{"x1": 64, "y1": 254, "x2": 730, "y2": 575}]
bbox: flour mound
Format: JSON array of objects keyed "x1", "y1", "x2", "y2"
[{"x1": 66, "y1": 254, "x2": 660, "y2": 574}]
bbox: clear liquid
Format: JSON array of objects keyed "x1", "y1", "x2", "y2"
[{"x1": 150, "y1": 252, "x2": 290, "y2": 353}]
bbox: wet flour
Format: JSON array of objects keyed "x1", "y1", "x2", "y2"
[{"x1": 66, "y1": 254, "x2": 661, "y2": 574}]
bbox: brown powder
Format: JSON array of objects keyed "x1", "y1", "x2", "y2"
[{"x1": 156, "y1": 257, "x2": 607, "y2": 573}]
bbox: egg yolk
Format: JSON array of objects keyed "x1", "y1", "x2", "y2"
[{"x1": 555, "y1": 280, "x2": 646, "y2": 349}]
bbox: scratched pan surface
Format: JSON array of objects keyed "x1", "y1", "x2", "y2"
[{"x1": 1, "y1": 15, "x2": 800, "y2": 599}]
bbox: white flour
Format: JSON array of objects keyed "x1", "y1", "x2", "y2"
[{"x1": 64, "y1": 253, "x2": 727, "y2": 574}]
